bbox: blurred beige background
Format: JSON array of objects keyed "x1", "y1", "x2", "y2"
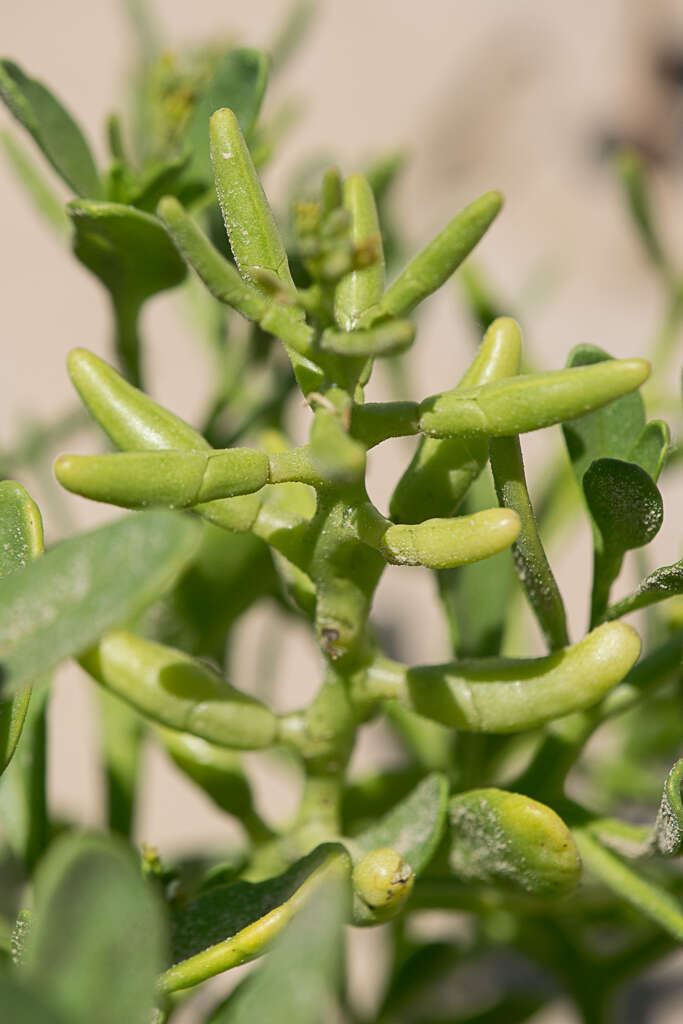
[{"x1": 2, "y1": 2, "x2": 683, "y2": 1020}]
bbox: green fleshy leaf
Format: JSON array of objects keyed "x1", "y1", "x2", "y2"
[
  {"x1": 163, "y1": 843, "x2": 349, "y2": 992},
  {"x1": 0, "y1": 970, "x2": 68, "y2": 1024},
  {"x1": 0, "y1": 482, "x2": 43, "y2": 774},
  {"x1": 561, "y1": 345, "x2": 646, "y2": 482},
  {"x1": 583, "y1": 457, "x2": 663, "y2": 553},
  {"x1": 0, "y1": 510, "x2": 200, "y2": 698},
  {"x1": 185, "y1": 49, "x2": 269, "y2": 185},
  {"x1": 652, "y1": 758, "x2": 683, "y2": 856},
  {"x1": 449, "y1": 788, "x2": 581, "y2": 897},
  {"x1": 23, "y1": 833, "x2": 165, "y2": 1024},
  {"x1": 584, "y1": 458, "x2": 663, "y2": 624},
  {"x1": 68, "y1": 200, "x2": 187, "y2": 384},
  {"x1": 0, "y1": 59, "x2": 101, "y2": 197},
  {"x1": 606, "y1": 557, "x2": 683, "y2": 620},
  {"x1": 210, "y1": 877, "x2": 345, "y2": 1024}
]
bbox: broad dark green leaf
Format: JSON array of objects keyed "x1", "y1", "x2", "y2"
[
  {"x1": 164, "y1": 843, "x2": 349, "y2": 992},
  {"x1": 211, "y1": 880, "x2": 345, "y2": 1024},
  {"x1": 68, "y1": 200, "x2": 187, "y2": 383},
  {"x1": 449, "y1": 788, "x2": 581, "y2": 897},
  {"x1": 0, "y1": 481, "x2": 43, "y2": 774},
  {"x1": 185, "y1": 49, "x2": 269, "y2": 184},
  {"x1": 606, "y1": 557, "x2": 683, "y2": 620},
  {"x1": 350, "y1": 773, "x2": 448, "y2": 874},
  {"x1": 23, "y1": 833, "x2": 166, "y2": 1024},
  {"x1": 652, "y1": 758, "x2": 683, "y2": 856},
  {"x1": 0, "y1": 59, "x2": 101, "y2": 197},
  {"x1": 583, "y1": 458, "x2": 663, "y2": 554},
  {"x1": 562, "y1": 345, "x2": 646, "y2": 484},
  {"x1": 68, "y1": 200, "x2": 187, "y2": 303},
  {"x1": 0, "y1": 970, "x2": 69, "y2": 1024},
  {"x1": 0, "y1": 510, "x2": 201, "y2": 697}
]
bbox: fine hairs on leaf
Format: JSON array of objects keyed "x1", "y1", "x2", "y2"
[{"x1": 0, "y1": 11, "x2": 682, "y2": 1024}]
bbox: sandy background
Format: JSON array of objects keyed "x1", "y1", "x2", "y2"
[{"x1": 2, "y1": 1, "x2": 683, "y2": 1020}]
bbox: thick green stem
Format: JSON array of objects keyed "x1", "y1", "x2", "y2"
[
  {"x1": 489, "y1": 434, "x2": 569, "y2": 650},
  {"x1": 112, "y1": 294, "x2": 142, "y2": 387}
]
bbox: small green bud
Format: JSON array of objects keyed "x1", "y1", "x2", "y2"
[{"x1": 352, "y1": 847, "x2": 414, "y2": 918}]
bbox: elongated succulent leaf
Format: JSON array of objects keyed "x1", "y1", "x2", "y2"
[
  {"x1": 0, "y1": 510, "x2": 200, "y2": 697},
  {"x1": 0, "y1": 58, "x2": 101, "y2": 197},
  {"x1": 23, "y1": 833, "x2": 165, "y2": 1024}
]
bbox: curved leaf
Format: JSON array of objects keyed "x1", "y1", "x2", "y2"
[
  {"x1": 162, "y1": 843, "x2": 350, "y2": 992},
  {"x1": 606, "y1": 558, "x2": 683, "y2": 620},
  {"x1": 0, "y1": 58, "x2": 101, "y2": 197},
  {"x1": 0, "y1": 510, "x2": 200, "y2": 697}
]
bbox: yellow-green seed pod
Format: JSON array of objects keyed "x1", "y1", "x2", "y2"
[
  {"x1": 381, "y1": 508, "x2": 520, "y2": 569},
  {"x1": 449, "y1": 789, "x2": 581, "y2": 897},
  {"x1": 81, "y1": 631, "x2": 277, "y2": 750},
  {"x1": 54, "y1": 449, "x2": 269, "y2": 509},
  {"x1": 333, "y1": 174, "x2": 384, "y2": 330},
  {"x1": 420, "y1": 359, "x2": 651, "y2": 439},
  {"x1": 210, "y1": 107, "x2": 295, "y2": 289},
  {"x1": 352, "y1": 847, "x2": 414, "y2": 920}
]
